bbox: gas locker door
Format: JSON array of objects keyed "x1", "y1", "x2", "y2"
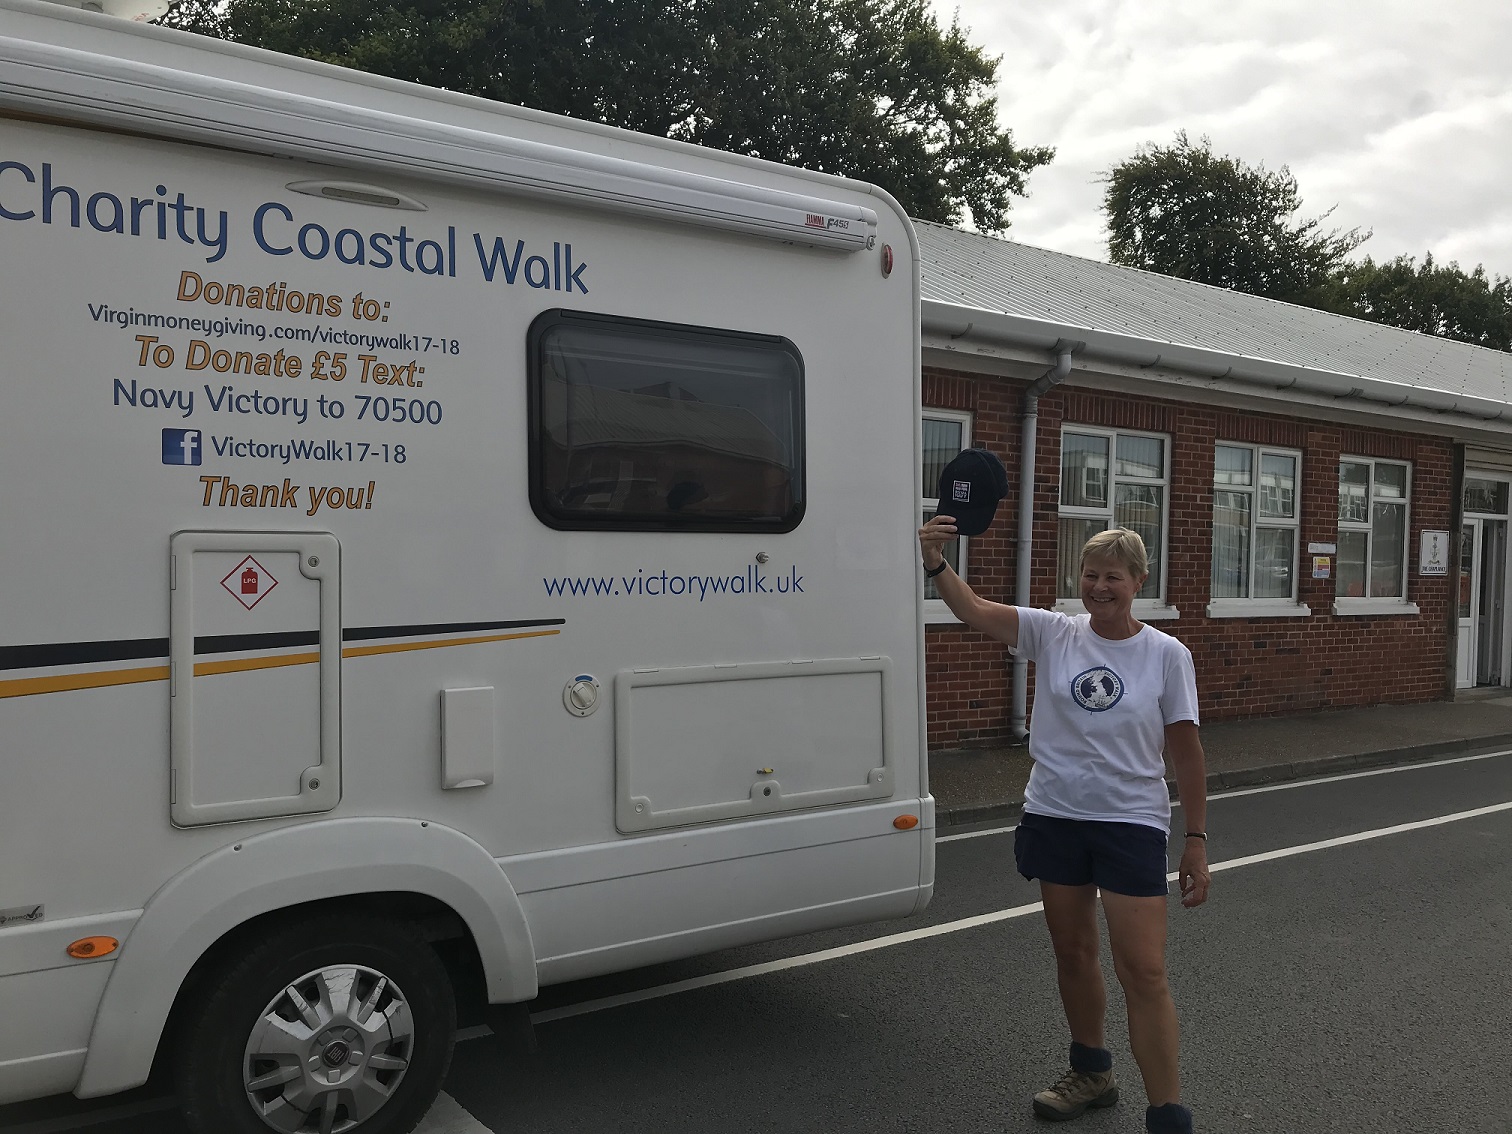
[{"x1": 169, "y1": 531, "x2": 341, "y2": 827}]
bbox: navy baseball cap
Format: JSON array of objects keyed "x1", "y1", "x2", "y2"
[{"x1": 937, "y1": 448, "x2": 1008, "y2": 536}]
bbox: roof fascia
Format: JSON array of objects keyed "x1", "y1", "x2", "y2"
[{"x1": 922, "y1": 299, "x2": 1512, "y2": 429}]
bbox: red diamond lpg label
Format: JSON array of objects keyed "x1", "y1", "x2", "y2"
[{"x1": 221, "y1": 555, "x2": 278, "y2": 610}]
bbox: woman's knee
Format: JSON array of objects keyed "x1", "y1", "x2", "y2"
[
  {"x1": 1041, "y1": 884, "x2": 1100, "y2": 969},
  {"x1": 1048, "y1": 923, "x2": 1100, "y2": 970},
  {"x1": 1052, "y1": 939, "x2": 1100, "y2": 973},
  {"x1": 1112, "y1": 951, "x2": 1169, "y2": 999}
]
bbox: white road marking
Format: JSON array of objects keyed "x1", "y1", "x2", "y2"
[
  {"x1": 936, "y1": 823, "x2": 1017, "y2": 843},
  {"x1": 18, "y1": 1085, "x2": 497, "y2": 1134},
  {"x1": 934, "y1": 747, "x2": 1512, "y2": 843},
  {"x1": 415, "y1": 1091, "x2": 493, "y2": 1134},
  {"x1": 527, "y1": 899, "x2": 1049, "y2": 1025},
  {"x1": 1200, "y1": 747, "x2": 1512, "y2": 801},
  {"x1": 1198, "y1": 798, "x2": 1512, "y2": 875},
  {"x1": 513, "y1": 796, "x2": 1512, "y2": 1028}
]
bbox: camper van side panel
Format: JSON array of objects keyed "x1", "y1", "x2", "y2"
[{"x1": 0, "y1": 26, "x2": 924, "y2": 1104}]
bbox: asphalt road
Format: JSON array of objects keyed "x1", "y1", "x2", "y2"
[{"x1": 8, "y1": 747, "x2": 1511, "y2": 1134}]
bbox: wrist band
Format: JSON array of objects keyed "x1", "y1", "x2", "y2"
[
  {"x1": 1185, "y1": 831, "x2": 1207, "y2": 840},
  {"x1": 923, "y1": 560, "x2": 949, "y2": 579}
]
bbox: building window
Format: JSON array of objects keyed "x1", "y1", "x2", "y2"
[
  {"x1": 921, "y1": 410, "x2": 971, "y2": 603},
  {"x1": 1464, "y1": 476, "x2": 1509, "y2": 516},
  {"x1": 1212, "y1": 444, "x2": 1301, "y2": 600},
  {"x1": 528, "y1": 309, "x2": 804, "y2": 532},
  {"x1": 1057, "y1": 427, "x2": 1168, "y2": 601},
  {"x1": 1336, "y1": 457, "x2": 1410, "y2": 599}
]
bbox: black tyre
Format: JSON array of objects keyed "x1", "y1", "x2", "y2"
[{"x1": 175, "y1": 912, "x2": 457, "y2": 1134}]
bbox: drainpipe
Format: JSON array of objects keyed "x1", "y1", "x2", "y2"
[{"x1": 1011, "y1": 340, "x2": 1079, "y2": 741}]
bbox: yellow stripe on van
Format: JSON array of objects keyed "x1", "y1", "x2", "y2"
[
  {"x1": 0, "y1": 665, "x2": 171, "y2": 698},
  {"x1": 341, "y1": 629, "x2": 560, "y2": 658},
  {"x1": 0, "y1": 629, "x2": 560, "y2": 698}
]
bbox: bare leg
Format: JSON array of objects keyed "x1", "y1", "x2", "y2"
[
  {"x1": 1039, "y1": 882, "x2": 1105, "y2": 1048},
  {"x1": 1100, "y1": 889, "x2": 1180, "y2": 1106}
]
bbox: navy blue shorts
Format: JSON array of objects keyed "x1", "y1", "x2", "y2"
[{"x1": 1013, "y1": 812, "x2": 1169, "y2": 897}]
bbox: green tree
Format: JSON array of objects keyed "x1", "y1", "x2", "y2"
[
  {"x1": 158, "y1": 0, "x2": 1052, "y2": 231},
  {"x1": 1102, "y1": 132, "x2": 1367, "y2": 304},
  {"x1": 1323, "y1": 254, "x2": 1512, "y2": 351}
]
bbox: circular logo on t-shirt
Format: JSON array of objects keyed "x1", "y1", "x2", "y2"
[{"x1": 1071, "y1": 666, "x2": 1124, "y2": 712}]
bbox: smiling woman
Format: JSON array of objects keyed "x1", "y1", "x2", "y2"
[
  {"x1": 917, "y1": 516, "x2": 1209, "y2": 1134},
  {"x1": 1077, "y1": 528, "x2": 1149, "y2": 641}
]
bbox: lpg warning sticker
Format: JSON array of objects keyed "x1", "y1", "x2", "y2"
[{"x1": 222, "y1": 555, "x2": 278, "y2": 610}]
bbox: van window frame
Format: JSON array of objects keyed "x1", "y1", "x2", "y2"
[{"x1": 527, "y1": 308, "x2": 806, "y2": 533}]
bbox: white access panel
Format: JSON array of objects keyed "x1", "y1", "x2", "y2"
[
  {"x1": 615, "y1": 658, "x2": 892, "y2": 833},
  {"x1": 169, "y1": 531, "x2": 341, "y2": 826},
  {"x1": 440, "y1": 686, "x2": 497, "y2": 790}
]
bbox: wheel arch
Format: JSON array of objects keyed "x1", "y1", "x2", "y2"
[{"x1": 76, "y1": 817, "x2": 537, "y2": 1098}]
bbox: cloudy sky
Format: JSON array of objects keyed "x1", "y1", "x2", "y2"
[{"x1": 930, "y1": 0, "x2": 1512, "y2": 275}]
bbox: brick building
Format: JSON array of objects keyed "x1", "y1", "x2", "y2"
[{"x1": 914, "y1": 222, "x2": 1512, "y2": 752}]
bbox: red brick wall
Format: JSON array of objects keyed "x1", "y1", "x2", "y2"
[{"x1": 922, "y1": 365, "x2": 1456, "y2": 750}]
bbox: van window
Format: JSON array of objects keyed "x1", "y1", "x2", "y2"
[{"x1": 528, "y1": 310, "x2": 805, "y2": 531}]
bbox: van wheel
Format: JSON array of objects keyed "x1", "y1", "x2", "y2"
[{"x1": 175, "y1": 913, "x2": 456, "y2": 1134}]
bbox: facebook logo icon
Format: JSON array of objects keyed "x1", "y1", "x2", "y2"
[{"x1": 162, "y1": 428, "x2": 203, "y2": 466}]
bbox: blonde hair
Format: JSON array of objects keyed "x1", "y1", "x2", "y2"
[{"x1": 1081, "y1": 528, "x2": 1149, "y2": 579}]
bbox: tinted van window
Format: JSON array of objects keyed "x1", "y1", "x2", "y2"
[{"x1": 529, "y1": 310, "x2": 805, "y2": 531}]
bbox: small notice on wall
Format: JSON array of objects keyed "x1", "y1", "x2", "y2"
[
  {"x1": 1312, "y1": 556, "x2": 1331, "y2": 579},
  {"x1": 1419, "y1": 530, "x2": 1449, "y2": 576}
]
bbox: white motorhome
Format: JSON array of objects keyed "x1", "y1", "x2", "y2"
[{"x1": 0, "y1": 2, "x2": 933, "y2": 1130}]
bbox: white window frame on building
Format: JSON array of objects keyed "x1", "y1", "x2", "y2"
[
  {"x1": 1207, "y1": 442, "x2": 1310, "y2": 618},
  {"x1": 1458, "y1": 472, "x2": 1512, "y2": 689},
  {"x1": 1334, "y1": 455, "x2": 1418, "y2": 616},
  {"x1": 921, "y1": 408, "x2": 972, "y2": 623},
  {"x1": 1054, "y1": 425, "x2": 1177, "y2": 620}
]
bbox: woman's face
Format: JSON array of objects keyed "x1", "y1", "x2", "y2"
[{"x1": 1079, "y1": 555, "x2": 1146, "y2": 619}]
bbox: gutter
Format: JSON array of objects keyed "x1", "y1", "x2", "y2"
[{"x1": 1010, "y1": 342, "x2": 1077, "y2": 741}]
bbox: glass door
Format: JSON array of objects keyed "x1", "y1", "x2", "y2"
[
  {"x1": 1478, "y1": 520, "x2": 1507, "y2": 685},
  {"x1": 1458, "y1": 521, "x2": 1477, "y2": 688},
  {"x1": 1461, "y1": 475, "x2": 1512, "y2": 688}
]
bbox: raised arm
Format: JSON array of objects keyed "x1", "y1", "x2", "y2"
[{"x1": 918, "y1": 514, "x2": 1020, "y2": 649}]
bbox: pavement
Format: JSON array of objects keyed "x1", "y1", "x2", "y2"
[{"x1": 928, "y1": 689, "x2": 1512, "y2": 825}]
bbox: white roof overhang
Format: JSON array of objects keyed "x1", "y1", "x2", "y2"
[{"x1": 922, "y1": 298, "x2": 1512, "y2": 434}]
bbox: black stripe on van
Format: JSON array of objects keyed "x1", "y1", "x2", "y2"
[{"x1": 0, "y1": 619, "x2": 566, "y2": 672}]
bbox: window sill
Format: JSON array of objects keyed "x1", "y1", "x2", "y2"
[
  {"x1": 1053, "y1": 601, "x2": 1181, "y2": 621},
  {"x1": 1331, "y1": 599, "x2": 1421, "y2": 617},
  {"x1": 924, "y1": 604, "x2": 963, "y2": 625},
  {"x1": 1205, "y1": 601, "x2": 1312, "y2": 619}
]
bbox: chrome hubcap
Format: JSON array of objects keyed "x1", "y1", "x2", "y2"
[{"x1": 243, "y1": 964, "x2": 415, "y2": 1134}]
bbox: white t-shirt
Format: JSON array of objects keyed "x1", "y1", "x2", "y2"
[{"x1": 1014, "y1": 607, "x2": 1200, "y2": 833}]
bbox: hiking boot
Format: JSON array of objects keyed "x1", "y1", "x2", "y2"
[{"x1": 1032, "y1": 1067, "x2": 1119, "y2": 1121}]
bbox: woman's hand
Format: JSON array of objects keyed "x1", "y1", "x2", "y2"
[
  {"x1": 1178, "y1": 838, "x2": 1210, "y2": 908},
  {"x1": 916, "y1": 514, "x2": 1018, "y2": 645},
  {"x1": 918, "y1": 514, "x2": 958, "y2": 569}
]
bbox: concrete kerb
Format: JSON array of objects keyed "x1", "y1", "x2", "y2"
[{"x1": 933, "y1": 732, "x2": 1512, "y2": 828}]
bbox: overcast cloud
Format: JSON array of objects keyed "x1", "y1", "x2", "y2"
[{"x1": 933, "y1": 0, "x2": 1512, "y2": 275}]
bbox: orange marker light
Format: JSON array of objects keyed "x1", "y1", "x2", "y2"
[
  {"x1": 893, "y1": 814, "x2": 919, "y2": 830},
  {"x1": 66, "y1": 936, "x2": 119, "y2": 960}
]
